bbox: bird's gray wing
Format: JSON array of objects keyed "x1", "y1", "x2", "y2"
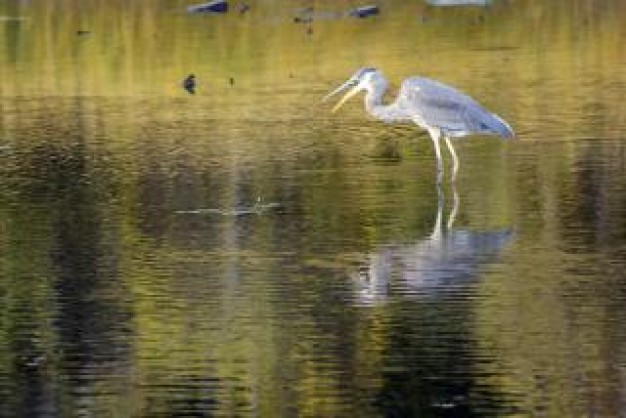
[{"x1": 398, "y1": 77, "x2": 501, "y2": 136}]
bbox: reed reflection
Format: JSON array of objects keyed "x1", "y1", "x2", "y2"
[{"x1": 353, "y1": 185, "x2": 514, "y2": 305}]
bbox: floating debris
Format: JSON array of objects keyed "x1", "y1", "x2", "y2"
[
  {"x1": 183, "y1": 74, "x2": 196, "y2": 94},
  {"x1": 348, "y1": 5, "x2": 379, "y2": 18},
  {"x1": 176, "y1": 197, "x2": 281, "y2": 217},
  {"x1": 236, "y1": 3, "x2": 250, "y2": 15},
  {"x1": 187, "y1": 0, "x2": 228, "y2": 14},
  {"x1": 293, "y1": 7, "x2": 340, "y2": 23},
  {"x1": 425, "y1": 0, "x2": 492, "y2": 6},
  {"x1": 76, "y1": 30, "x2": 92, "y2": 36},
  {"x1": 294, "y1": 5, "x2": 378, "y2": 23},
  {"x1": 293, "y1": 16, "x2": 313, "y2": 24}
]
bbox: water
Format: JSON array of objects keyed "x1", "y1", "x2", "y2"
[{"x1": 1, "y1": 0, "x2": 625, "y2": 416}]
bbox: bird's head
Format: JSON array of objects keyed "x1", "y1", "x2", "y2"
[{"x1": 322, "y1": 67, "x2": 381, "y2": 112}]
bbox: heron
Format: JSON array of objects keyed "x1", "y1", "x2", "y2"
[{"x1": 323, "y1": 67, "x2": 514, "y2": 182}]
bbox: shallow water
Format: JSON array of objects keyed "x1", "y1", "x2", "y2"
[{"x1": 1, "y1": 0, "x2": 625, "y2": 416}]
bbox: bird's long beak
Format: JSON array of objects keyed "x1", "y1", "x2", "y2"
[
  {"x1": 322, "y1": 80, "x2": 360, "y2": 113},
  {"x1": 330, "y1": 87, "x2": 360, "y2": 113}
]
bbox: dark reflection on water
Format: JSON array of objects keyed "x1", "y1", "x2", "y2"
[
  {"x1": 0, "y1": 105, "x2": 134, "y2": 416},
  {"x1": 1, "y1": 100, "x2": 625, "y2": 416},
  {"x1": 352, "y1": 188, "x2": 516, "y2": 416},
  {"x1": 49, "y1": 153, "x2": 133, "y2": 417}
]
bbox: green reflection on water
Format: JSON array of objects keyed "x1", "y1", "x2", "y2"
[{"x1": 1, "y1": 0, "x2": 625, "y2": 416}]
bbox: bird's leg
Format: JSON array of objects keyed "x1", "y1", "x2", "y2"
[
  {"x1": 431, "y1": 182, "x2": 444, "y2": 240},
  {"x1": 444, "y1": 136, "x2": 459, "y2": 182},
  {"x1": 427, "y1": 128, "x2": 444, "y2": 184},
  {"x1": 447, "y1": 182, "x2": 459, "y2": 230}
]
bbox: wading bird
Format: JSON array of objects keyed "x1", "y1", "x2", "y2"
[{"x1": 323, "y1": 68, "x2": 514, "y2": 182}]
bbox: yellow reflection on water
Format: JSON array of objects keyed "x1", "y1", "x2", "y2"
[{"x1": 1, "y1": 1, "x2": 625, "y2": 417}]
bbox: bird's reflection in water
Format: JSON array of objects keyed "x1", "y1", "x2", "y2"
[{"x1": 353, "y1": 186, "x2": 514, "y2": 305}]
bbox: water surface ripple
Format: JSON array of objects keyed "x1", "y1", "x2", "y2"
[{"x1": 1, "y1": 0, "x2": 625, "y2": 416}]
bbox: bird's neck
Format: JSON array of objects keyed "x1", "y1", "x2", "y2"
[{"x1": 364, "y1": 87, "x2": 408, "y2": 123}]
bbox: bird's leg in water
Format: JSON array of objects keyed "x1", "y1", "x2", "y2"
[
  {"x1": 427, "y1": 127, "x2": 444, "y2": 183},
  {"x1": 431, "y1": 183, "x2": 444, "y2": 240},
  {"x1": 444, "y1": 136, "x2": 459, "y2": 182},
  {"x1": 447, "y1": 183, "x2": 459, "y2": 230}
]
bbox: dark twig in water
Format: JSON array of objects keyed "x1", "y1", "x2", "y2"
[{"x1": 176, "y1": 197, "x2": 280, "y2": 217}]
